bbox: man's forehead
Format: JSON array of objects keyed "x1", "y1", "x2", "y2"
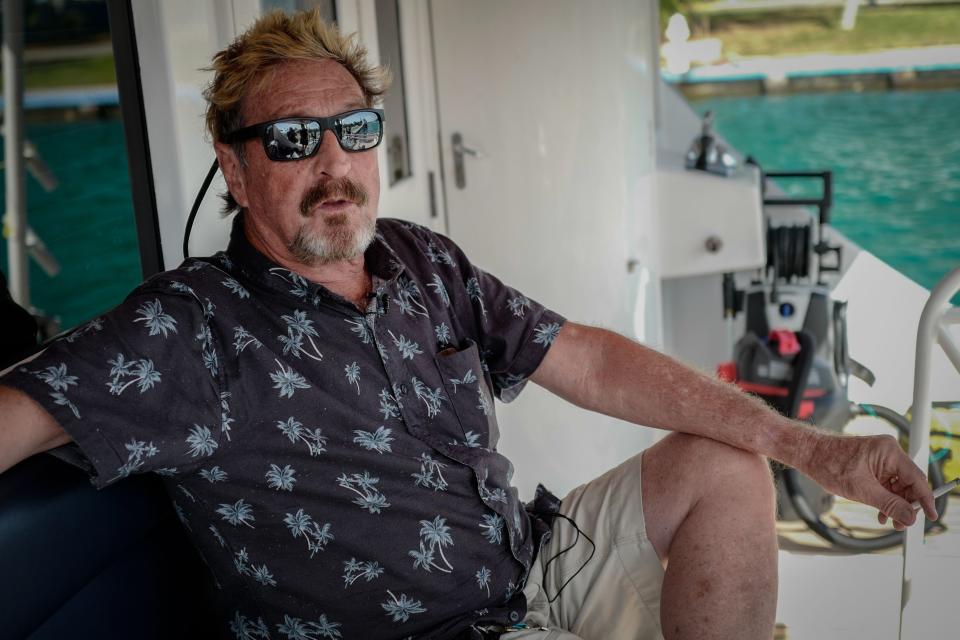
[{"x1": 245, "y1": 59, "x2": 365, "y2": 120}]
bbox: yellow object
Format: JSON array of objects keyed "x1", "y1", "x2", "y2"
[{"x1": 905, "y1": 402, "x2": 960, "y2": 494}]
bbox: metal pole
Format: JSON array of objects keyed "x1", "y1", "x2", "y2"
[
  {"x1": 899, "y1": 266, "x2": 960, "y2": 639},
  {"x1": 3, "y1": 0, "x2": 28, "y2": 307}
]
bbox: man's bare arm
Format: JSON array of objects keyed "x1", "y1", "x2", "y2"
[
  {"x1": 529, "y1": 323, "x2": 810, "y2": 462},
  {"x1": 0, "y1": 385, "x2": 72, "y2": 475},
  {"x1": 529, "y1": 322, "x2": 937, "y2": 526}
]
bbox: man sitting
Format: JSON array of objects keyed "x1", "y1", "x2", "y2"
[{"x1": 0, "y1": 10, "x2": 935, "y2": 640}]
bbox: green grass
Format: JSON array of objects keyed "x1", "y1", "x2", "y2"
[
  {"x1": 688, "y1": 6, "x2": 960, "y2": 58},
  {"x1": 0, "y1": 54, "x2": 116, "y2": 91}
]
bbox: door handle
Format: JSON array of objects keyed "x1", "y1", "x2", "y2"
[{"x1": 452, "y1": 132, "x2": 484, "y2": 189}]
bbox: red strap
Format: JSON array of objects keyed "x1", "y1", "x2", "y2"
[
  {"x1": 770, "y1": 329, "x2": 800, "y2": 356},
  {"x1": 736, "y1": 381, "x2": 827, "y2": 399},
  {"x1": 717, "y1": 362, "x2": 737, "y2": 383}
]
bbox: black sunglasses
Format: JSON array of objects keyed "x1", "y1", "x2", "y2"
[{"x1": 223, "y1": 108, "x2": 385, "y2": 161}]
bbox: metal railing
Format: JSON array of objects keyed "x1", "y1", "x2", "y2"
[
  {"x1": 899, "y1": 266, "x2": 960, "y2": 639},
  {"x1": 4, "y1": 0, "x2": 28, "y2": 306},
  {"x1": 2, "y1": 0, "x2": 61, "y2": 308}
]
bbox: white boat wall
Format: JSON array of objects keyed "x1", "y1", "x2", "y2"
[{"x1": 129, "y1": 0, "x2": 959, "y2": 493}]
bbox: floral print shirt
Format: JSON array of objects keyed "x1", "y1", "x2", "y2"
[{"x1": 1, "y1": 215, "x2": 566, "y2": 640}]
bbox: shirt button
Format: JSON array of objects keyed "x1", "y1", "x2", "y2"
[
  {"x1": 399, "y1": 384, "x2": 409, "y2": 395},
  {"x1": 509, "y1": 611, "x2": 521, "y2": 623}
]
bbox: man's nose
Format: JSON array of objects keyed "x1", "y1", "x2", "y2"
[{"x1": 311, "y1": 129, "x2": 350, "y2": 178}]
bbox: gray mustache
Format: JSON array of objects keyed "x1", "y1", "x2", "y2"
[{"x1": 300, "y1": 178, "x2": 369, "y2": 217}]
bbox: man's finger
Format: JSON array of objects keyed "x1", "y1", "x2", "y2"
[
  {"x1": 887, "y1": 451, "x2": 938, "y2": 521},
  {"x1": 867, "y1": 484, "x2": 916, "y2": 527},
  {"x1": 910, "y1": 483, "x2": 938, "y2": 522},
  {"x1": 911, "y1": 495, "x2": 940, "y2": 522},
  {"x1": 902, "y1": 477, "x2": 937, "y2": 522}
]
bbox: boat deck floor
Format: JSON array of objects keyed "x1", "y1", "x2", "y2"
[{"x1": 773, "y1": 494, "x2": 960, "y2": 639}]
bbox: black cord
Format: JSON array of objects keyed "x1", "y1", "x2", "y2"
[
  {"x1": 540, "y1": 513, "x2": 596, "y2": 604},
  {"x1": 183, "y1": 159, "x2": 221, "y2": 259},
  {"x1": 766, "y1": 225, "x2": 812, "y2": 283}
]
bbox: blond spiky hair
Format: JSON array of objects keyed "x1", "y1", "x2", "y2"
[{"x1": 203, "y1": 8, "x2": 390, "y2": 144}]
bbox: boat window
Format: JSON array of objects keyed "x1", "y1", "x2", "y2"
[
  {"x1": 261, "y1": 0, "x2": 336, "y2": 23},
  {"x1": 0, "y1": 1, "x2": 141, "y2": 336},
  {"x1": 375, "y1": 0, "x2": 412, "y2": 187}
]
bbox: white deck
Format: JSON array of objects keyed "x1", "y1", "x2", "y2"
[{"x1": 775, "y1": 496, "x2": 960, "y2": 639}]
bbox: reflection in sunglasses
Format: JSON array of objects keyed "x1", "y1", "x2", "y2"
[{"x1": 227, "y1": 109, "x2": 384, "y2": 161}]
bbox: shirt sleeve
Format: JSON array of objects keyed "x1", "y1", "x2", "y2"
[
  {"x1": 0, "y1": 283, "x2": 225, "y2": 488},
  {"x1": 424, "y1": 229, "x2": 567, "y2": 403}
]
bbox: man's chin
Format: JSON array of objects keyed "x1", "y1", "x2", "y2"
[
  {"x1": 289, "y1": 218, "x2": 375, "y2": 266},
  {"x1": 317, "y1": 210, "x2": 350, "y2": 227}
]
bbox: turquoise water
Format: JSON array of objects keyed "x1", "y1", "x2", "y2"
[
  {"x1": 0, "y1": 119, "x2": 141, "y2": 330},
  {"x1": 694, "y1": 89, "x2": 960, "y2": 300}
]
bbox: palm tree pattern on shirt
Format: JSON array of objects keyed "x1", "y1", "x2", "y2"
[
  {"x1": 106, "y1": 354, "x2": 161, "y2": 396},
  {"x1": 381, "y1": 590, "x2": 427, "y2": 623},
  {"x1": 412, "y1": 453, "x2": 448, "y2": 491},
  {"x1": 277, "y1": 417, "x2": 328, "y2": 456},
  {"x1": 28, "y1": 363, "x2": 81, "y2": 418},
  {"x1": 337, "y1": 471, "x2": 390, "y2": 514},
  {"x1": 134, "y1": 299, "x2": 178, "y2": 337},
  {"x1": 342, "y1": 557, "x2": 385, "y2": 587},
  {"x1": 277, "y1": 613, "x2": 343, "y2": 639},
  {"x1": 409, "y1": 516, "x2": 455, "y2": 574},
  {"x1": 230, "y1": 611, "x2": 271, "y2": 640},
  {"x1": 344, "y1": 361, "x2": 361, "y2": 394},
  {"x1": 265, "y1": 463, "x2": 296, "y2": 491},
  {"x1": 353, "y1": 426, "x2": 394, "y2": 453},
  {"x1": 234, "y1": 547, "x2": 277, "y2": 587},
  {"x1": 284, "y1": 508, "x2": 334, "y2": 557}
]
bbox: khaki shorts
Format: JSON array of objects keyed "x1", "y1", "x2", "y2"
[{"x1": 510, "y1": 452, "x2": 666, "y2": 640}]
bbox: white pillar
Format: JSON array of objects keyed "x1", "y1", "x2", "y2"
[{"x1": 841, "y1": 0, "x2": 860, "y2": 31}]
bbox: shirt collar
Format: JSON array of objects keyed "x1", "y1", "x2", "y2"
[{"x1": 224, "y1": 213, "x2": 405, "y2": 307}]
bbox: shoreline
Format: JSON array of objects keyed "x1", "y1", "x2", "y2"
[
  {"x1": 0, "y1": 85, "x2": 120, "y2": 122},
  {"x1": 665, "y1": 44, "x2": 960, "y2": 98}
]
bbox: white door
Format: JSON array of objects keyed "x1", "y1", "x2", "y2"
[
  {"x1": 338, "y1": 0, "x2": 445, "y2": 232},
  {"x1": 430, "y1": 0, "x2": 664, "y2": 497}
]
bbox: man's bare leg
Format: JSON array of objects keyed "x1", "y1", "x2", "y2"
[{"x1": 642, "y1": 432, "x2": 778, "y2": 640}]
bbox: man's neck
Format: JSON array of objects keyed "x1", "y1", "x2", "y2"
[{"x1": 244, "y1": 222, "x2": 372, "y2": 310}]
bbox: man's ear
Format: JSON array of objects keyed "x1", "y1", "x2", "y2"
[{"x1": 214, "y1": 142, "x2": 249, "y2": 209}]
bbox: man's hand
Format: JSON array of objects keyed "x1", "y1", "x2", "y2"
[{"x1": 800, "y1": 431, "x2": 938, "y2": 530}]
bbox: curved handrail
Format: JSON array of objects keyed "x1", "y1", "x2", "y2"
[{"x1": 899, "y1": 266, "x2": 960, "y2": 639}]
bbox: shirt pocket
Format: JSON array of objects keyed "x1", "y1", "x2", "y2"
[{"x1": 434, "y1": 339, "x2": 501, "y2": 450}]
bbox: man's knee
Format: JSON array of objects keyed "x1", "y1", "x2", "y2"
[
  {"x1": 642, "y1": 433, "x2": 776, "y2": 562},
  {"x1": 693, "y1": 433, "x2": 770, "y2": 481},
  {"x1": 646, "y1": 433, "x2": 775, "y2": 510}
]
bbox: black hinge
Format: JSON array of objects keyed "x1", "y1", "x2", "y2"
[{"x1": 428, "y1": 170, "x2": 438, "y2": 219}]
